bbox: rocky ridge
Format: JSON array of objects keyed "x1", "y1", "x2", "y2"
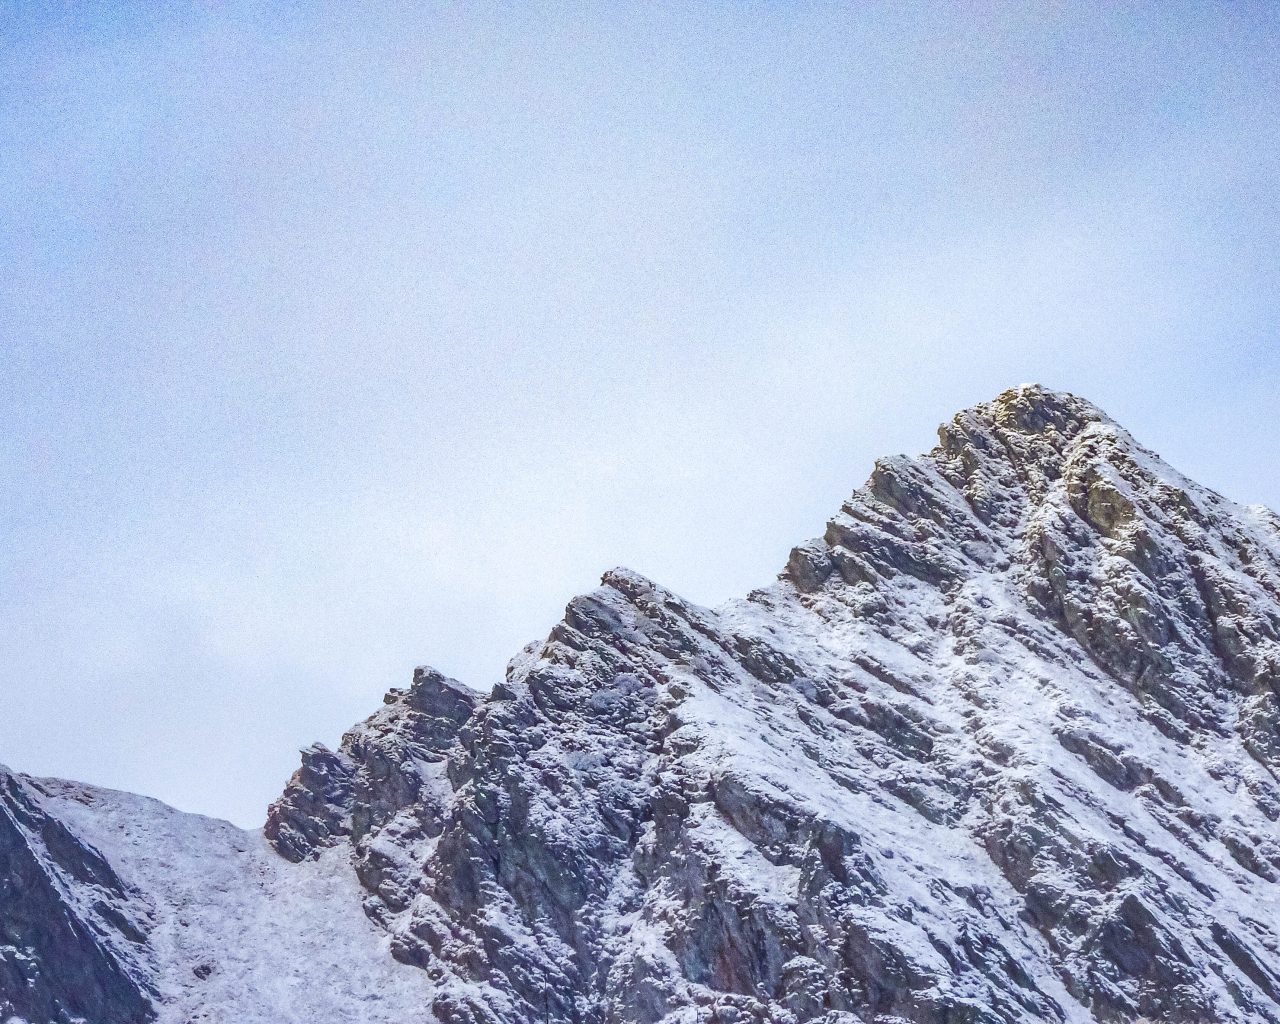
[{"x1": 7, "y1": 385, "x2": 1280, "y2": 1024}]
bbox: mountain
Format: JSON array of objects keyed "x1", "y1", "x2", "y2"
[{"x1": 7, "y1": 384, "x2": 1280, "y2": 1024}]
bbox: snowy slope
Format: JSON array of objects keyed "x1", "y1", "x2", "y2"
[
  {"x1": 25, "y1": 778, "x2": 434, "y2": 1024},
  {"x1": 8, "y1": 385, "x2": 1280, "y2": 1024},
  {"x1": 0, "y1": 768, "x2": 154, "y2": 1024}
]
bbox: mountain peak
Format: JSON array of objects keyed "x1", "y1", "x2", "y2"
[
  {"x1": 988, "y1": 382, "x2": 1111, "y2": 427},
  {"x1": 938, "y1": 384, "x2": 1120, "y2": 480},
  {"x1": 786, "y1": 386, "x2": 1144, "y2": 595},
  {"x1": 252, "y1": 386, "x2": 1280, "y2": 1024},
  {"x1": 11, "y1": 389, "x2": 1280, "y2": 1024}
]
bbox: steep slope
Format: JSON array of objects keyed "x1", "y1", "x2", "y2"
[
  {"x1": 267, "y1": 385, "x2": 1280, "y2": 1024},
  {"x1": 7, "y1": 385, "x2": 1280, "y2": 1024},
  {"x1": 23, "y1": 776, "x2": 436, "y2": 1024},
  {"x1": 0, "y1": 768, "x2": 154, "y2": 1024}
]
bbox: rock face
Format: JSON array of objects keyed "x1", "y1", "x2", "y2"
[
  {"x1": 266, "y1": 667, "x2": 479, "y2": 923},
  {"x1": 0, "y1": 768, "x2": 154, "y2": 1024},
  {"x1": 9, "y1": 385, "x2": 1280, "y2": 1024}
]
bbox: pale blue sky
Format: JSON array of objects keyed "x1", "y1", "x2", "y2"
[{"x1": 3, "y1": 2, "x2": 1279, "y2": 826}]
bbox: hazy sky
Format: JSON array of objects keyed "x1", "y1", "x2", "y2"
[{"x1": 3, "y1": 2, "x2": 1279, "y2": 827}]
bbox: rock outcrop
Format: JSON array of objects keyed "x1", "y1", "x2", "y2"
[
  {"x1": 10, "y1": 385, "x2": 1280, "y2": 1024},
  {"x1": 266, "y1": 666, "x2": 479, "y2": 925}
]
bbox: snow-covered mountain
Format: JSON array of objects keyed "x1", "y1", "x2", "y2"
[{"x1": 8, "y1": 385, "x2": 1280, "y2": 1024}]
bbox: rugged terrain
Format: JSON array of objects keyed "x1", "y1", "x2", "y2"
[{"x1": 7, "y1": 385, "x2": 1280, "y2": 1024}]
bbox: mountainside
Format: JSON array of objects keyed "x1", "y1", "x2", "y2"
[
  {"x1": 8, "y1": 385, "x2": 1280, "y2": 1024},
  {"x1": 0, "y1": 771, "x2": 154, "y2": 1024}
]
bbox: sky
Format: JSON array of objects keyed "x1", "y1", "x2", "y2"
[{"x1": 3, "y1": 2, "x2": 1279, "y2": 828}]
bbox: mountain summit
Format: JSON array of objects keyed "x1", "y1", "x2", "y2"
[{"x1": 7, "y1": 385, "x2": 1280, "y2": 1024}]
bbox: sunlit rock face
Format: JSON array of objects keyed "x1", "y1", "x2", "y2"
[{"x1": 11, "y1": 385, "x2": 1280, "y2": 1024}]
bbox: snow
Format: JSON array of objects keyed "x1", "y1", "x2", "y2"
[
  {"x1": 29, "y1": 778, "x2": 436, "y2": 1024},
  {"x1": 15, "y1": 386, "x2": 1280, "y2": 1022}
]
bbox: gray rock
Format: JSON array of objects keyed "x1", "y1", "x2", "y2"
[
  {"x1": 14, "y1": 385, "x2": 1280, "y2": 1024},
  {"x1": 0, "y1": 769, "x2": 154, "y2": 1024}
]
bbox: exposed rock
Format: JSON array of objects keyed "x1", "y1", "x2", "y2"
[
  {"x1": 266, "y1": 666, "x2": 480, "y2": 925},
  {"x1": 12, "y1": 385, "x2": 1280, "y2": 1024},
  {"x1": 0, "y1": 768, "x2": 155, "y2": 1024}
]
